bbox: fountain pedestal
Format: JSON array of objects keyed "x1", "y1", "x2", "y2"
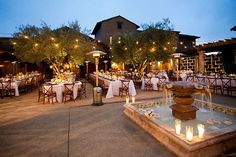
[{"x1": 168, "y1": 81, "x2": 200, "y2": 120}]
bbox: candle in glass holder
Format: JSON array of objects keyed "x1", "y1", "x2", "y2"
[
  {"x1": 126, "y1": 96, "x2": 129, "y2": 104},
  {"x1": 197, "y1": 124, "x2": 205, "y2": 139},
  {"x1": 132, "y1": 96, "x2": 135, "y2": 103},
  {"x1": 186, "y1": 126, "x2": 193, "y2": 141},
  {"x1": 175, "y1": 119, "x2": 181, "y2": 135}
]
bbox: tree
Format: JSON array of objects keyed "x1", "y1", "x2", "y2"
[
  {"x1": 12, "y1": 21, "x2": 95, "y2": 74},
  {"x1": 111, "y1": 18, "x2": 177, "y2": 75}
]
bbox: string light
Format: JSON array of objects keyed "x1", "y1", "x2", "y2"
[
  {"x1": 51, "y1": 37, "x2": 55, "y2": 41},
  {"x1": 184, "y1": 46, "x2": 187, "y2": 49},
  {"x1": 12, "y1": 42, "x2": 16, "y2": 45},
  {"x1": 24, "y1": 35, "x2": 29, "y2": 39},
  {"x1": 150, "y1": 47, "x2": 156, "y2": 52},
  {"x1": 152, "y1": 42, "x2": 156, "y2": 45},
  {"x1": 54, "y1": 43, "x2": 59, "y2": 48},
  {"x1": 118, "y1": 41, "x2": 121, "y2": 44},
  {"x1": 98, "y1": 40, "x2": 101, "y2": 43},
  {"x1": 180, "y1": 41, "x2": 183, "y2": 45},
  {"x1": 34, "y1": 43, "x2": 38, "y2": 47},
  {"x1": 164, "y1": 47, "x2": 167, "y2": 51},
  {"x1": 75, "y1": 39, "x2": 79, "y2": 42},
  {"x1": 93, "y1": 46, "x2": 96, "y2": 49},
  {"x1": 136, "y1": 41, "x2": 139, "y2": 45},
  {"x1": 139, "y1": 48, "x2": 142, "y2": 51},
  {"x1": 74, "y1": 44, "x2": 78, "y2": 48},
  {"x1": 167, "y1": 42, "x2": 170, "y2": 45},
  {"x1": 124, "y1": 47, "x2": 128, "y2": 51},
  {"x1": 109, "y1": 47, "x2": 112, "y2": 50}
]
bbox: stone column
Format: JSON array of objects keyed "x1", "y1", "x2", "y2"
[
  {"x1": 194, "y1": 56, "x2": 198, "y2": 73},
  {"x1": 198, "y1": 50, "x2": 205, "y2": 73}
]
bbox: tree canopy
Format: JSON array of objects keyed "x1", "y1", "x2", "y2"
[
  {"x1": 111, "y1": 18, "x2": 177, "y2": 74},
  {"x1": 12, "y1": 21, "x2": 95, "y2": 74}
]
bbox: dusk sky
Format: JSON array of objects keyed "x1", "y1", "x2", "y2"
[{"x1": 0, "y1": 0, "x2": 235, "y2": 44}]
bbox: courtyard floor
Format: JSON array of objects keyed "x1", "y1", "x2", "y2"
[{"x1": 0, "y1": 81, "x2": 236, "y2": 157}]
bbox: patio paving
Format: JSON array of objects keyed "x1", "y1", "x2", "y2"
[{"x1": 0, "y1": 81, "x2": 235, "y2": 157}]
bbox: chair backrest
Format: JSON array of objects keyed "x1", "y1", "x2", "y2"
[
  {"x1": 64, "y1": 83, "x2": 74, "y2": 93},
  {"x1": 231, "y1": 78, "x2": 236, "y2": 87},
  {"x1": 42, "y1": 84, "x2": 53, "y2": 95},
  {"x1": 3, "y1": 80, "x2": 11, "y2": 90},
  {"x1": 158, "y1": 77, "x2": 166, "y2": 84},
  {"x1": 80, "y1": 81, "x2": 86, "y2": 90},
  {"x1": 144, "y1": 77, "x2": 152, "y2": 85},
  {"x1": 0, "y1": 80, "x2": 3, "y2": 89},
  {"x1": 196, "y1": 76, "x2": 206, "y2": 83},
  {"x1": 221, "y1": 78, "x2": 231, "y2": 89},
  {"x1": 207, "y1": 77, "x2": 217, "y2": 87},
  {"x1": 186, "y1": 76, "x2": 194, "y2": 82},
  {"x1": 121, "y1": 80, "x2": 129, "y2": 90}
]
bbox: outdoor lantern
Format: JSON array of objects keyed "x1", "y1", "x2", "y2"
[
  {"x1": 87, "y1": 50, "x2": 106, "y2": 106},
  {"x1": 197, "y1": 124, "x2": 205, "y2": 139},
  {"x1": 186, "y1": 126, "x2": 193, "y2": 141},
  {"x1": 175, "y1": 119, "x2": 181, "y2": 135}
]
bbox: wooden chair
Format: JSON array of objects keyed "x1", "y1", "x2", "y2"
[
  {"x1": 196, "y1": 76, "x2": 206, "y2": 84},
  {"x1": 158, "y1": 77, "x2": 167, "y2": 91},
  {"x1": 144, "y1": 77, "x2": 153, "y2": 91},
  {"x1": 207, "y1": 77, "x2": 222, "y2": 94},
  {"x1": 42, "y1": 84, "x2": 57, "y2": 104},
  {"x1": 119, "y1": 80, "x2": 130, "y2": 97},
  {"x1": 99, "y1": 80, "x2": 109, "y2": 97},
  {"x1": 221, "y1": 78, "x2": 232, "y2": 96},
  {"x1": 186, "y1": 76, "x2": 195, "y2": 82},
  {"x1": 78, "y1": 81, "x2": 87, "y2": 99},
  {"x1": 63, "y1": 83, "x2": 75, "y2": 103},
  {"x1": 228, "y1": 78, "x2": 236, "y2": 96},
  {"x1": 0, "y1": 80, "x2": 4, "y2": 98},
  {"x1": 18, "y1": 79, "x2": 27, "y2": 93},
  {"x1": 38, "y1": 85, "x2": 44, "y2": 102},
  {"x1": 3, "y1": 80, "x2": 15, "y2": 96}
]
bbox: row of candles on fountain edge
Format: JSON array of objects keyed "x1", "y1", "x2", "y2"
[
  {"x1": 125, "y1": 96, "x2": 136, "y2": 104},
  {"x1": 175, "y1": 119, "x2": 205, "y2": 141}
]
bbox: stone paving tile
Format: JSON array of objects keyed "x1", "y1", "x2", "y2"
[{"x1": 69, "y1": 103, "x2": 175, "y2": 157}]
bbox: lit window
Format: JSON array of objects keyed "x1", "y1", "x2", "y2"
[{"x1": 109, "y1": 36, "x2": 113, "y2": 45}]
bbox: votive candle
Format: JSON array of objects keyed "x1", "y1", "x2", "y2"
[
  {"x1": 132, "y1": 96, "x2": 135, "y2": 103},
  {"x1": 126, "y1": 96, "x2": 129, "y2": 104},
  {"x1": 197, "y1": 124, "x2": 205, "y2": 139},
  {"x1": 186, "y1": 126, "x2": 193, "y2": 141},
  {"x1": 175, "y1": 119, "x2": 181, "y2": 135}
]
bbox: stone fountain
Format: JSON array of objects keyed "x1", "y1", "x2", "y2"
[
  {"x1": 124, "y1": 81, "x2": 236, "y2": 157},
  {"x1": 166, "y1": 81, "x2": 209, "y2": 120}
]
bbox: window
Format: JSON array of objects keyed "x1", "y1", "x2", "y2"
[
  {"x1": 109, "y1": 35, "x2": 113, "y2": 45},
  {"x1": 117, "y1": 22, "x2": 123, "y2": 29}
]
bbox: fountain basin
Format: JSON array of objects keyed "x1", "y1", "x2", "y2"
[{"x1": 124, "y1": 99, "x2": 236, "y2": 157}]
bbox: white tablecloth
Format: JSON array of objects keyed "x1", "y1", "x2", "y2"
[
  {"x1": 44, "y1": 82, "x2": 81, "y2": 103},
  {"x1": 106, "y1": 80, "x2": 136, "y2": 98}
]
